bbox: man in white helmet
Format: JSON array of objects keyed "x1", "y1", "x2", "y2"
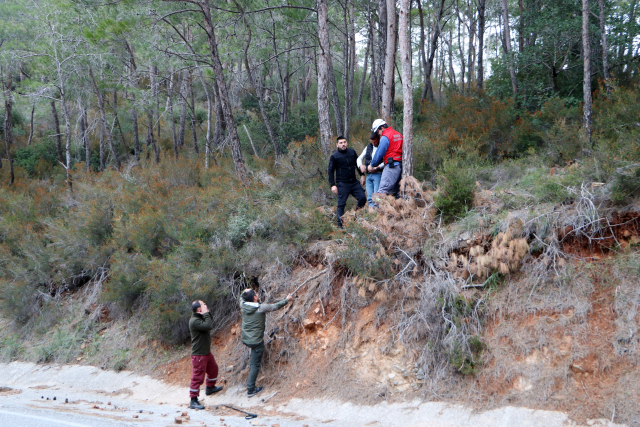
[{"x1": 367, "y1": 119, "x2": 403, "y2": 202}]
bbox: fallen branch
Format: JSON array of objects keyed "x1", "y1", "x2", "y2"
[{"x1": 261, "y1": 391, "x2": 277, "y2": 403}]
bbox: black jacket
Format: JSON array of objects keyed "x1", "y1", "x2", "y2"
[{"x1": 328, "y1": 148, "x2": 362, "y2": 187}]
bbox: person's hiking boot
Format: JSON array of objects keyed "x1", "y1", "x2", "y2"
[
  {"x1": 205, "y1": 385, "x2": 223, "y2": 396},
  {"x1": 189, "y1": 397, "x2": 205, "y2": 410},
  {"x1": 247, "y1": 386, "x2": 263, "y2": 398}
]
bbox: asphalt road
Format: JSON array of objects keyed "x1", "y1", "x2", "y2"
[
  {"x1": 0, "y1": 406, "x2": 128, "y2": 427},
  {"x1": 0, "y1": 362, "x2": 626, "y2": 427},
  {"x1": 0, "y1": 387, "x2": 312, "y2": 427}
]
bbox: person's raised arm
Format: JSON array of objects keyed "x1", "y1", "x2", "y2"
[
  {"x1": 191, "y1": 312, "x2": 213, "y2": 331},
  {"x1": 257, "y1": 295, "x2": 292, "y2": 313}
]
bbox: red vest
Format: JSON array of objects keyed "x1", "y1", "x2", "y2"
[{"x1": 381, "y1": 127, "x2": 403, "y2": 165}]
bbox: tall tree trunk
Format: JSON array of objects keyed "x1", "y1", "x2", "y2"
[
  {"x1": 153, "y1": 65, "x2": 161, "y2": 145},
  {"x1": 125, "y1": 39, "x2": 140, "y2": 160},
  {"x1": 213, "y1": 80, "x2": 225, "y2": 148},
  {"x1": 167, "y1": 68, "x2": 178, "y2": 158},
  {"x1": 281, "y1": 43, "x2": 291, "y2": 125},
  {"x1": 327, "y1": 53, "x2": 344, "y2": 136},
  {"x1": 447, "y1": 29, "x2": 457, "y2": 88},
  {"x1": 370, "y1": 12, "x2": 379, "y2": 112},
  {"x1": 399, "y1": 0, "x2": 413, "y2": 177},
  {"x1": 301, "y1": 47, "x2": 308, "y2": 103},
  {"x1": 27, "y1": 104, "x2": 35, "y2": 146},
  {"x1": 178, "y1": 69, "x2": 188, "y2": 149},
  {"x1": 357, "y1": 36, "x2": 371, "y2": 114},
  {"x1": 233, "y1": 3, "x2": 280, "y2": 158},
  {"x1": 205, "y1": 84, "x2": 212, "y2": 166},
  {"x1": 598, "y1": 0, "x2": 610, "y2": 83},
  {"x1": 99, "y1": 117, "x2": 106, "y2": 169},
  {"x1": 146, "y1": 110, "x2": 159, "y2": 163},
  {"x1": 80, "y1": 103, "x2": 90, "y2": 171},
  {"x1": 457, "y1": 4, "x2": 465, "y2": 93},
  {"x1": 129, "y1": 61, "x2": 141, "y2": 161},
  {"x1": 194, "y1": 63, "x2": 211, "y2": 166},
  {"x1": 378, "y1": 0, "x2": 388, "y2": 113},
  {"x1": 187, "y1": 70, "x2": 199, "y2": 154},
  {"x1": 344, "y1": 0, "x2": 356, "y2": 139},
  {"x1": 422, "y1": 0, "x2": 446, "y2": 102},
  {"x1": 61, "y1": 93, "x2": 72, "y2": 190},
  {"x1": 89, "y1": 66, "x2": 121, "y2": 170},
  {"x1": 131, "y1": 102, "x2": 140, "y2": 161},
  {"x1": 500, "y1": 0, "x2": 518, "y2": 102},
  {"x1": 466, "y1": 2, "x2": 476, "y2": 93},
  {"x1": 201, "y1": 0, "x2": 248, "y2": 183},
  {"x1": 112, "y1": 90, "x2": 128, "y2": 153},
  {"x1": 476, "y1": 0, "x2": 486, "y2": 89},
  {"x1": 51, "y1": 99, "x2": 64, "y2": 163},
  {"x1": 418, "y1": 0, "x2": 428, "y2": 99},
  {"x1": 583, "y1": 0, "x2": 592, "y2": 143},
  {"x1": 518, "y1": 0, "x2": 524, "y2": 52},
  {"x1": 3, "y1": 77, "x2": 14, "y2": 184},
  {"x1": 381, "y1": 0, "x2": 397, "y2": 120},
  {"x1": 317, "y1": 0, "x2": 334, "y2": 157}
]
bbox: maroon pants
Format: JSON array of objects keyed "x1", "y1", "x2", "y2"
[{"x1": 190, "y1": 352, "x2": 218, "y2": 398}]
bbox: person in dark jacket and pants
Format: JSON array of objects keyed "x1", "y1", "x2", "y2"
[
  {"x1": 328, "y1": 136, "x2": 366, "y2": 227},
  {"x1": 188, "y1": 300, "x2": 223, "y2": 410},
  {"x1": 240, "y1": 289, "x2": 292, "y2": 397}
]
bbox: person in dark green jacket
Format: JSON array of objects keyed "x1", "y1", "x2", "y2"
[
  {"x1": 188, "y1": 300, "x2": 222, "y2": 410},
  {"x1": 240, "y1": 289, "x2": 292, "y2": 397}
]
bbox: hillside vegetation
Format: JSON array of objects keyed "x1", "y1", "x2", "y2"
[{"x1": 2, "y1": 82, "x2": 640, "y2": 424}]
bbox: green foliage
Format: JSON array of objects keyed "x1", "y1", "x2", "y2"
[
  {"x1": 112, "y1": 349, "x2": 129, "y2": 372},
  {"x1": 13, "y1": 141, "x2": 59, "y2": 177},
  {"x1": 102, "y1": 252, "x2": 149, "y2": 312},
  {"x1": 339, "y1": 222, "x2": 394, "y2": 280},
  {"x1": 36, "y1": 328, "x2": 80, "y2": 363},
  {"x1": 0, "y1": 107, "x2": 24, "y2": 133},
  {"x1": 434, "y1": 159, "x2": 476, "y2": 222},
  {"x1": 439, "y1": 294, "x2": 486, "y2": 375},
  {"x1": 611, "y1": 164, "x2": 640, "y2": 203},
  {"x1": 0, "y1": 336, "x2": 23, "y2": 361},
  {"x1": 449, "y1": 335, "x2": 486, "y2": 376}
]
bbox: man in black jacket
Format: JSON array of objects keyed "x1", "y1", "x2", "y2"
[{"x1": 328, "y1": 136, "x2": 366, "y2": 227}]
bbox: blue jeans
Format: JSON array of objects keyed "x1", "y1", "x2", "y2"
[{"x1": 366, "y1": 173, "x2": 382, "y2": 206}]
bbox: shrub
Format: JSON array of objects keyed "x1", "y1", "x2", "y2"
[
  {"x1": 82, "y1": 202, "x2": 114, "y2": 246},
  {"x1": 102, "y1": 252, "x2": 149, "y2": 312},
  {"x1": 13, "y1": 141, "x2": 59, "y2": 177},
  {"x1": 434, "y1": 159, "x2": 476, "y2": 222},
  {"x1": 449, "y1": 335, "x2": 486, "y2": 375},
  {"x1": 0, "y1": 336, "x2": 23, "y2": 361},
  {"x1": 339, "y1": 223, "x2": 394, "y2": 280},
  {"x1": 611, "y1": 163, "x2": 640, "y2": 203}
]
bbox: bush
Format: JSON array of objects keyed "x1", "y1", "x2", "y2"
[
  {"x1": 102, "y1": 252, "x2": 149, "y2": 312},
  {"x1": 611, "y1": 163, "x2": 640, "y2": 203},
  {"x1": 339, "y1": 223, "x2": 394, "y2": 280},
  {"x1": 449, "y1": 335, "x2": 486, "y2": 375},
  {"x1": 13, "y1": 141, "x2": 59, "y2": 177},
  {"x1": 434, "y1": 159, "x2": 476, "y2": 222},
  {"x1": 0, "y1": 336, "x2": 23, "y2": 361}
]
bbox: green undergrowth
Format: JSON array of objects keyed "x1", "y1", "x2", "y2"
[
  {"x1": 2, "y1": 84, "x2": 640, "y2": 373},
  {"x1": 0, "y1": 139, "x2": 334, "y2": 346}
]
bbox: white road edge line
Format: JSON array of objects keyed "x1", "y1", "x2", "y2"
[{"x1": 0, "y1": 409, "x2": 92, "y2": 427}]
